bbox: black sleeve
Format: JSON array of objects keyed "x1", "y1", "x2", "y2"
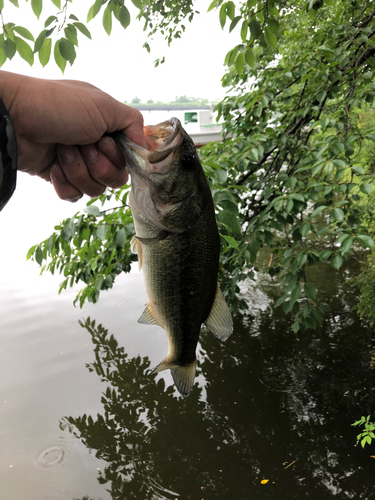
[{"x1": 0, "y1": 99, "x2": 17, "y2": 212}]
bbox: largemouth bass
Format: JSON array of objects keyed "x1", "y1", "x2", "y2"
[{"x1": 112, "y1": 118, "x2": 233, "y2": 396}]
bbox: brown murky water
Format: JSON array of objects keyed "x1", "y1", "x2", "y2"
[{"x1": 1, "y1": 176, "x2": 375, "y2": 499}]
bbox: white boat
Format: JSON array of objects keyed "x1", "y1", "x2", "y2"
[{"x1": 138, "y1": 107, "x2": 223, "y2": 146}]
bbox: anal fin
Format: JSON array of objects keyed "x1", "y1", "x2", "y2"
[
  {"x1": 204, "y1": 284, "x2": 233, "y2": 342},
  {"x1": 138, "y1": 304, "x2": 159, "y2": 326}
]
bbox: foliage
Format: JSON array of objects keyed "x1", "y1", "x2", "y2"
[
  {"x1": 199, "y1": 0, "x2": 375, "y2": 327},
  {"x1": 352, "y1": 416, "x2": 375, "y2": 448},
  {"x1": 27, "y1": 186, "x2": 136, "y2": 307},
  {"x1": 356, "y1": 250, "x2": 375, "y2": 326},
  {"x1": 0, "y1": 0, "x2": 198, "y2": 71}
]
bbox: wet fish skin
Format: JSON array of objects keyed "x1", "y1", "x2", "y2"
[{"x1": 112, "y1": 118, "x2": 233, "y2": 396}]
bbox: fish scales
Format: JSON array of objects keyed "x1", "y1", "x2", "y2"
[
  {"x1": 141, "y1": 197, "x2": 220, "y2": 365},
  {"x1": 112, "y1": 118, "x2": 233, "y2": 396}
]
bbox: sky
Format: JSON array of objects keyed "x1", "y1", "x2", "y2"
[{"x1": 1, "y1": 0, "x2": 239, "y2": 103}]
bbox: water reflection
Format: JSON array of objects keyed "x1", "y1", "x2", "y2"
[{"x1": 62, "y1": 264, "x2": 375, "y2": 500}]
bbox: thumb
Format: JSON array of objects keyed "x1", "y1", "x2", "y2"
[{"x1": 111, "y1": 101, "x2": 147, "y2": 149}]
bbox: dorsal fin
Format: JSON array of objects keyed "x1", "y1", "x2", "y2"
[
  {"x1": 204, "y1": 284, "x2": 233, "y2": 341},
  {"x1": 138, "y1": 304, "x2": 159, "y2": 325}
]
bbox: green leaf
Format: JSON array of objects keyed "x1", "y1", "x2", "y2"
[
  {"x1": 330, "y1": 207, "x2": 344, "y2": 223},
  {"x1": 310, "y1": 205, "x2": 327, "y2": 218},
  {"x1": 226, "y1": 1, "x2": 235, "y2": 20},
  {"x1": 351, "y1": 165, "x2": 364, "y2": 175},
  {"x1": 64, "y1": 25, "x2": 78, "y2": 46},
  {"x1": 300, "y1": 223, "x2": 310, "y2": 237},
  {"x1": 304, "y1": 282, "x2": 317, "y2": 300},
  {"x1": 249, "y1": 19, "x2": 261, "y2": 39},
  {"x1": 245, "y1": 47, "x2": 255, "y2": 67},
  {"x1": 207, "y1": 0, "x2": 222, "y2": 12},
  {"x1": 74, "y1": 22, "x2": 92, "y2": 39},
  {"x1": 290, "y1": 283, "x2": 301, "y2": 305},
  {"x1": 286, "y1": 198, "x2": 294, "y2": 213},
  {"x1": 31, "y1": 0, "x2": 43, "y2": 19},
  {"x1": 116, "y1": 228, "x2": 127, "y2": 248},
  {"x1": 44, "y1": 15, "x2": 57, "y2": 27},
  {"x1": 13, "y1": 26, "x2": 34, "y2": 42},
  {"x1": 275, "y1": 294, "x2": 287, "y2": 307},
  {"x1": 339, "y1": 236, "x2": 353, "y2": 254},
  {"x1": 217, "y1": 210, "x2": 242, "y2": 235},
  {"x1": 360, "y1": 183, "x2": 372, "y2": 196},
  {"x1": 102, "y1": 5, "x2": 112, "y2": 35},
  {"x1": 26, "y1": 244, "x2": 37, "y2": 260},
  {"x1": 119, "y1": 5, "x2": 130, "y2": 29},
  {"x1": 267, "y1": 18, "x2": 279, "y2": 32},
  {"x1": 357, "y1": 234, "x2": 374, "y2": 249},
  {"x1": 14, "y1": 37, "x2": 34, "y2": 65},
  {"x1": 131, "y1": 0, "x2": 142, "y2": 8},
  {"x1": 38, "y1": 37, "x2": 51, "y2": 66},
  {"x1": 235, "y1": 52, "x2": 244, "y2": 75},
  {"x1": 34, "y1": 30, "x2": 47, "y2": 52},
  {"x1": 35, "y1": 245, "x2": 43, "y2": 265},
  {"x1": 219, "y1": 3, "x2": 227, "y2": 29},
  {"x1": 331, "y1": 254, "x2": 343, "y2": 270},
  {"x1": 54, "y1": 40, "x2": 66, "y2": 73},
  {"x1": 229, "y1": 16, "x2": 241, "y2": 33},
  {"x1": 0, "y1": 0, "x2": 4, "y2": 10},
  {"x1": 50, "y1": 0, "x2": 60, "y2": 7},
  {"x1": 84, "y1": 205, "x2": 100, "y2": 216},
  {"x1": 240, "y1": 20, "x2": 248, "y2": 42},
  {"x1": 59, "y1": 38, "x2": 76, "y2": 64},
  {"x1": 8, "y1": 0, "x2": 19, "y2": 6},
  {"x1": 3, "y1": 39, "x2": 16, "y2": 59},
  {"x1": 333, "y1": 159, "x2": 346, "y2": 168},
  {"x1": 221, "y1": 234, "x2": 239, "y2": 250},
  {"x1": 264, "y1": 26, "x2": 277, "y2": 48},
  {"x1": 96, "y1": 224, "x2": 108, "y2": 241}
]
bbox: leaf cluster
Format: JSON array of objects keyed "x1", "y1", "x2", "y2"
[
  {"x1": 198, "y1": 0, "x2": 375, "y2": 330},
  {"x1": 352, "y1": 415, "x2": 375, "y2": 448},
  {"x1": 27, "y1": 186, "x2": 136, "y2": 307}
]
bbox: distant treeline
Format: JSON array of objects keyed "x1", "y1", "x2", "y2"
[{"x1": 125, "y1": 95, "x2": 216, "y2": 110}]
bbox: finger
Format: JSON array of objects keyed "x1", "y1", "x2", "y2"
[
  {"x1": 57, "y1": 144, "x2": 106, "y2": 198},
  {"x1": 50, "y1": 164, "x2": 83, "y2": 202},
  {"x1": 81, "y1": 142, "x2": 129, "y2": 189},
  {"x1": 97, "y1": 136, "x2": 126, "y2": 170}
]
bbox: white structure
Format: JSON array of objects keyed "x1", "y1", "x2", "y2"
[{"x1": 139, "y1": 107, "x2": 223, "y2": 146}]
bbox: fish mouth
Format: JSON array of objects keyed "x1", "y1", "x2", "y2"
[{"x1": 110, "y1": 117, "x2": 183, "y2": 177}]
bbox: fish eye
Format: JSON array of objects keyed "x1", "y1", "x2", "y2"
[{"x1": 181, "y1": 153, "x2": 196, "y2": 169}]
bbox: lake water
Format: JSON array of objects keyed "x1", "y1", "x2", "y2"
[{"x1": 1, "y1": 164, "x2": 375, "y2": 499}]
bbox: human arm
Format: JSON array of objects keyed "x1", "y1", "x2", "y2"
[{"x1": 0, "y1": 71, "x2": 145, "y2": 207}]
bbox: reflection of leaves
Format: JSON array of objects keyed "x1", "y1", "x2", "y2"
[{"x1": 62, "y1": 318, "x2": 249, "y2": 499}]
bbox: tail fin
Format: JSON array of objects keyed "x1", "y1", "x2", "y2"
[{"x1": 150, "y1": 358, "x2": 197, "y2": 397}]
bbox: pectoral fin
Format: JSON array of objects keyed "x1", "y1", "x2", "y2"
[
  {"x1": 205, "y1": 284, "x2": 233, "y2": 342},
  {"x1": 138, "y1": 304, "x2": 159, "y2": 326},
  {"x1": 130, "y1": 236, "x2": 143, "y2": 271},
  {"x1": 150, "y1": 358, "x2": 197, "y2": 397}
]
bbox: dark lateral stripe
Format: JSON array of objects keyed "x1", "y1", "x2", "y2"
[{"x1": 0, "y1": 99, "x2": 17, "y2": 212}]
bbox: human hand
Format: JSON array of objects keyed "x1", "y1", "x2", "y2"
[{"x1": 0, "y1": 71, "x2": 146, "y2": 201}]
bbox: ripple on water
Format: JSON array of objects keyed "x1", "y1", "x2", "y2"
[
  {"x1": 35, "y1": 445, "x2": 66, "y2": 470},
  {"x1": 116, "y1": 291, "x2": 148, "y2": 321}
]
